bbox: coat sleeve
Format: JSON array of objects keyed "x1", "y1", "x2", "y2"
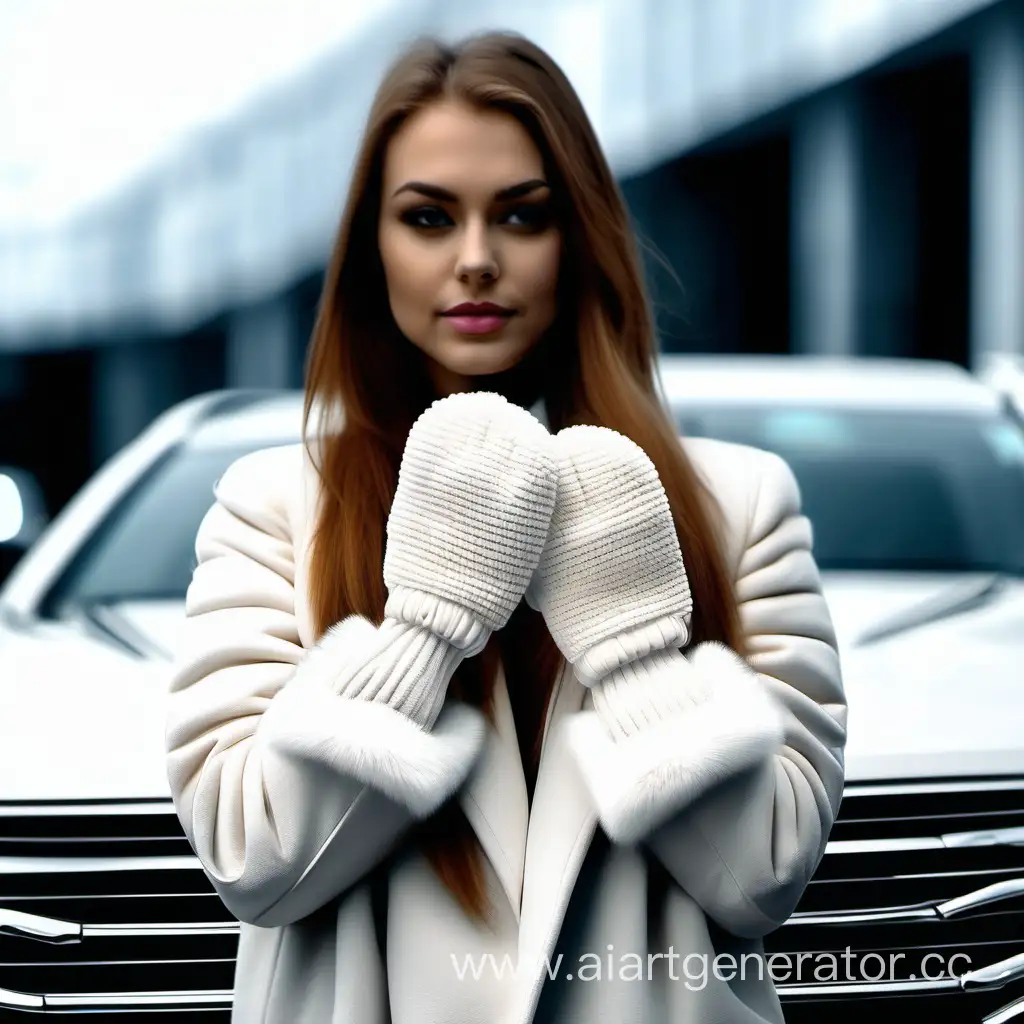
[
  {"x1": 566, "y1": 446, "x2": 847, "y2": 939},
  {"x1": 165, "y1": 446, "x2": 486, "y2": 928}
]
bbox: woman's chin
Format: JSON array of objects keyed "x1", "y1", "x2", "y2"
[{"x1": 438, "y1": 339, "x2": 534, "y2": 379}]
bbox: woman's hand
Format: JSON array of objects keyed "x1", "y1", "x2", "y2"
[
  {"x1": 329, "y1": 391, "x2": 557, "y2": 727},
  {"x1": 385, "y1": 390, "x2": 558, "y2": 636},
  {"x1": 525, "y1": 425, "x2": 692, "y2": 685},
  {"x1": 525, "y1": 430, "x2": 790, "y2": 854}
]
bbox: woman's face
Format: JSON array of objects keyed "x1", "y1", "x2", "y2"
[{"x1": 378, "y1": 99, "x2": 562, "y2": 396}]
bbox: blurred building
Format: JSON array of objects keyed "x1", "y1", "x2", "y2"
[{"x1": 0, "y1": 0, "x2": 1021, "y2": 511}]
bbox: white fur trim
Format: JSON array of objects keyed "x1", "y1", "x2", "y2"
[
  {"x1": 263, "y1": 677, "x2": 487, "y2": 819},
  {"x1": 323, "y1": 700, "x2": 486, "y2": 818},
  {"x1": 567, "y1": 641, "x2": 784, "y2": 844}
]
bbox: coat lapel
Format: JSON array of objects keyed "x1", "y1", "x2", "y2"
[
  {"x1": 515, "y1": 663, "x2": 599, "y2": 1017},
  {"x1": 454, "y1": 656, "x2": 603, "y2": 989},
  {"x1": 457, "y1": 659, "x2": 530, "y2": 920}
]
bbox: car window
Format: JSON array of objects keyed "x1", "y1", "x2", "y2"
[
  {"x1": 675, "y1": 405, "x2": 1024, "y2": 573},
  {"x1": 49, "y1": 443, "x2": 289, "y2": 608}
]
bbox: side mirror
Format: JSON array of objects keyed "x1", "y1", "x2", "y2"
[
  {"x1": 0, "y1": 466, "x2": 49, "y2": 584},
  {"x1": 979, "y1": 352, "x2": 1024, "y2": 424}
]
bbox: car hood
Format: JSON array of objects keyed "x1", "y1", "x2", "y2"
[
  {"x1": 0, "y1": 575, "x2": 1022, "y2": 801},
  {"x1": 821, "y1": 571, "x2": 1024, "y2": 781},
  {"x1": 0, "y1": 602, "x2": 184, "y2": 801}
]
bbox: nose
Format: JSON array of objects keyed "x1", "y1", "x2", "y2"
[{"x1": 456, "y1": 218, "x2": 499, "y2": 286}]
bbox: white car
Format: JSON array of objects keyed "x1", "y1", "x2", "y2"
[{"x1": 1, "y1": 356, "x2": 1022, "y2": 1021}]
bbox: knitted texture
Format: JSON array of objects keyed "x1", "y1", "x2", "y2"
[
  {"x1": 309, "y1": 615, "x2": 466, "y2": 729},
  {"x1": 590, "y1": 648, "x2": 711, "y2": 740},
  {"x1": 384, "y1": 391, "x2": 558, "y2": 633},
  {"x1": 383, "y1": 587, "x2": 490, "y2": 656},
  {"x1": 527, "y1": 425, "x2": 693, "y2": 679},
  {"x1": 574, "y1": 615, "x2": 688, "y2": 686}
]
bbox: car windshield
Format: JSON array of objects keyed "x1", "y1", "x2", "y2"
[
  {"x1": 51, "y1": 442, "x2": 292, "y2": 608},
  {"x1": 48, "y1": 404, "x2": 1024, "y2": 609},
  {"x1": 675, "y1": 405, "x2": 1024, "y2": 573}
]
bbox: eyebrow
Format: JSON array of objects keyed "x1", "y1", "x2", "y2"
[{"x1": 391, "y1": 178, "x2": 550, "y2": 201}]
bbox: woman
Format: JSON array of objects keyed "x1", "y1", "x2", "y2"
[{"x1": 166, "y1": 30, "x2": 847, "y2": 1024}]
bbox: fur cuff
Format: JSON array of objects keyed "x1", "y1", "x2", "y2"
[
  {"x1": 262, "y1": 678, "x2": 487, "y2": 819},
  {"x1": 566, "y1": 642, "x2": 784, "y2": 844}
]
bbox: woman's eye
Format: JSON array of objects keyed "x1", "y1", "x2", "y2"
[
  {"x1": 401, "y1": 206, "x2": 452, "y2": 229},
  {"x1": 503, "y1": 204, "x2": 551, "y2": 230}
]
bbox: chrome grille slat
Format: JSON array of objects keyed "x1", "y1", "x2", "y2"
[
  {"x1": 986, "y1": 990, "x2": 1024, "y2": 1024},
  {"x1": 0, "y1": 855, "x2": 200, "y2": 874},
  {"x1": 0, "y1": 983, "x2": 233, "y2": 1012},
  {"x1": 828, "y1": 825, "x2": 1024, "y2": 853},
  {"x1": 838, "y1": 810, "x2": 1024, "y2": 827},
  {"x1": 0, "y1": 802, "x2": 179, "y2": 818},
  {"x1": 847, "y1": 781, "x2": 1024, "y2": 795},
  {"x1": 45, "y1": 989, "x2": 234, "y2": 1009},
  {"x1": 940, "y1": 878, "x2": 1024, "y2": 918},
  {"x1": 0, "y1": 906, "x2": 240, "y2": 943},
  {"x1": 84, "y1": 923, "x2": 240, "y2": 938},
  {"x1": 782, "y1": 976, "x2": 962, "y2": 996},
  {"x1": 778, "y1": 878, "x2": 1024, "y2": 936}
]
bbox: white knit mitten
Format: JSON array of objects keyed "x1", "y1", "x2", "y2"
[
  {"x1": 526, "y1": 425, "x2": 692, "y2": 686},
  {"x1": 332, "y1": 392, "x2": 557, "y2": 727}
]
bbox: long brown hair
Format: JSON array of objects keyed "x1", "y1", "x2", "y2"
[{"x1": 302, "y1": 31, "x2": 744, "y2": 921}]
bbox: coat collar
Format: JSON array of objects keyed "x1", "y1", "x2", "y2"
[{"x1": 526, "y1": 396, "x2": 549, "y2": 431}]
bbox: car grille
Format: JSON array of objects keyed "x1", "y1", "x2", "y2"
[
  {"x1": 768, "y1": 779, "x2": 1024, "y2": 1024},
  {"x1": 0, "y1": 800, "x2": 236, "y2": 1019},
  {"x1": 1, "y1": 782, "x2": 1022, "y2": 1020}
]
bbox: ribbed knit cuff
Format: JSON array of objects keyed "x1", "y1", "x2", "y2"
[
  {"x1": 573, "y1": 613, "x2": 689, "y2": 687},
  {"x1": 590, "y1": 647, "x2": 712, "y2": 740},
  {"x1": 384, "y1": 585, "x2": 490, "y2": 656},
  {"x1": 305, "y1": 616, "x2": 471, "y2": 729}
]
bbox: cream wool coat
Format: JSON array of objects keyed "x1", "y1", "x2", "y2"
[{"x1": 166, "y1": 431, "x2": 847, "y2": 1024}]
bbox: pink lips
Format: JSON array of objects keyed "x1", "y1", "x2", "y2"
[{"x1": 441, "y1": 302, "x2": 515, "y2": 336}]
